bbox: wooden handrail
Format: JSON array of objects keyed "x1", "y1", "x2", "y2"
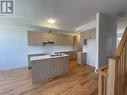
[
  {"x1": 97, "y1": 65, "x2": 108, "y2": 72},
  {"x1": 115, "y1": 26, "x2": 127, "y2": 56}
]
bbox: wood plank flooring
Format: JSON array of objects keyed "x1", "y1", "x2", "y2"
[{"x1": 0, "y1": 60, "x2": 98, "y2": 95}]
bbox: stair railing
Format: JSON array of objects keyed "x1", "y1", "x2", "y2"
[{"x1": 98, "y1": 26, "x2": 127, "y2": 95}]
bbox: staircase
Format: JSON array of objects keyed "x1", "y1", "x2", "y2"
[{"x1": 97, "y1": 26, "x2": 127, "y2": 95}]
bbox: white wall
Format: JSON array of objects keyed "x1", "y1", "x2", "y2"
[
  {"x1": 87, "y1": 39, "x2": 97, "y2": 67},
  {"x1": 0, "y1": 22, "x2": 74, "y2": 70},
  {"x1": 0, "y1": 25, "x2": 28, "y2": 70},
  {"x1": 117, "y1": 16, "x2": 127, "y2": 46},
  {"x1": 96, "y1": 13, "x2": 117, "y2": 68}
]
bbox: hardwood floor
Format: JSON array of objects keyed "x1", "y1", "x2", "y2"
[{"x1": 0, "y1": 60, "x2": 98, "y2": 95}]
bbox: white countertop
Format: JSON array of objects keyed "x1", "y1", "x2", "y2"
[
  {"x1": 77, "y1": 52, "x2": 87, "y2": 53},
  {"x1": 30, "y1": 54, "x2": 69, "y2": 61}
]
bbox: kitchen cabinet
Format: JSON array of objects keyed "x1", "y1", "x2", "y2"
[
  {"x1": 27, "y1": 31, "x2": 74, "y2": 46},
  {"x1": 77, "y1": 52, "x2": 87, "y2": 65},
  {"x1": 80, "y1": 28, "x2": 96, "y2": 46},
  {"x1": 57, "y1": 51, "x2": 77, "y2": 61},
  {"x1": 76, "y1": 34, "x2": 82, "y2": 51},
  {"x1": 54, "y1": 57, "x2": 68, "y2": 76},
  {"x1": 55, "y1": 34, "x2": 63, "y2": 45},
  {"x1": 28, "y1": 32, "x2": 33, "y2": 46},
  {"x1": 35, "y1": 32, "x2": 42, "y2": 46},
  {"x1": 73, "y1": 35, "x2": 81, "y2": 51},
  {"x1": 90, "y1": 29, "x2": 96, "y2": 39},
  {"x1": 80, "y1": 32, "x2": 85, "y2": 46},
  {"x1": 68, "y1": 36, "x2": 74, "y2": 45},
  {"x1": 28, "y1": 53, "x2": 46, "y2": 69},
  {"x1": 61, "y1": 35, "x2": 68, "y2": 45},
  {"x1": 31, "y1": 54, "x2": 69, "y2": 84}
]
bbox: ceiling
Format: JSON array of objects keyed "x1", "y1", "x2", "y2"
[{"x1": 14, "y1": 0, "x2": 127, "y2": 31}]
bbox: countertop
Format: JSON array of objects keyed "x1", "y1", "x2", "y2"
[
  {"x1": 30, "y1": 54, "x2": 69, "y2": 61},
  {"x1": 77, "y1": 52, "x2": 87, "y2": 53}
]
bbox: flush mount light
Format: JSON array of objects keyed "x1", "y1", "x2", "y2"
[{"x1": 48, "y1": 19, "x2": 56, "y2": 24}]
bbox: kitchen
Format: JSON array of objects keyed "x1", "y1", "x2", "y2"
[
  {"x1": 0, "y1": 0, "x2": 123, "y2": 94},
  {"x1": 27, "y1": 28, "x2": 96, "y2": 84}
]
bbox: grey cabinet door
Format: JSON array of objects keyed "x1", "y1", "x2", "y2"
[
  {"x1": 54, "y1": 57, "x2": 64, "y2": 76},
  {"x1": 31, "y1": 58, "x2": 55, "y2": 84},
  {"x1": 64, "y1": 56, "x2": 69, "y2": 73},
  {"x1": 54, "y1": 57, "x2": 68, "y2": 76},
  {"x1": 31, "y1": 60, "x2": 42, "y2": 84}
]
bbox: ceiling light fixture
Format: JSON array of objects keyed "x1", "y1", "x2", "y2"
[{"x1": 48, "y1": 19, "x2": 56, "y2": 24}]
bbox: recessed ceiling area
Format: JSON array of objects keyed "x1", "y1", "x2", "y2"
[{"x1": 13, "y1": 0, "x2": 127, "y2": 31}]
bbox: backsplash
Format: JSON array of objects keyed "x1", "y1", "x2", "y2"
[{"x1": 28, "y1": 45, "x2": 74, "y2": 54}]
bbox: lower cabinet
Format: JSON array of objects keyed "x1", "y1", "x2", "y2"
[
  {"x1": 31, "y1": 56, "x2": 68, "y2": 84},
  {"x1": 57, "y1": 51, "x2": 77, "y2": 61},
  {"x1": 54, "y1": 57, "x2": 68, "y2": 76},
  {"x1": 77, "y1": 52, "x2": 87, "y2": 65}
]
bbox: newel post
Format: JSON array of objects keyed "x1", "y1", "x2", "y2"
[{"x1": 107, "y1": 56, "x2": 118, "y2": 95}]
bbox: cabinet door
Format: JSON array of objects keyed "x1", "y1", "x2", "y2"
[
  {"x1": 85, "y1": 32, "x2": 91, "y2": 39},
  {"x1": 54, "y1": 57, "x2": 68, "y2": 76},
  {"x1": 44, "y1": 58, "x2": 55, "y2": 79},
  {"x1": 48, "y1": 32, "x2": 53, "y2": 42},
  {"x1": 51, "y1": 33, "x2": 56, "y2": 43},
  {"x1": 28, "y1": 31, "x2": 33, "y2": 46},
  {"x1": 63, "y1": 56, "x2": 69, "y2": 73},
  {"x1": 60, "y1": 34, "x2": 65, "y2": 45},
  {"x1": 31, "y1": 32, "x2": 37, "y2": 46},
  {"x1": 43, "y1": 32, "x2": 49, "y2": 41},
  {"x1": 68, "y1": 36, "x2": 74, "y2": 46},
  {"x1": 52, "y1": 33, "x2": 57, "y2": 45},
  {"x1": 76, "y1": 34, "x2": 81, "y2": 51},
  {"x1": 54, "y1": 57, "x2": 63, "y2": 76},
  {"x1": 56, "y1": 34, "x2": 62, "y2": 45},
  {"x1": 90, "y1": 30, "x2": 96, "y2": 39},
  {"x1": 36, "y1": 32, "x2": 43, "y2": 46},
  {"x1": 83, "y1": 32, "x2": 87, "y2": 39},
  {"x1": 80, "y1": 32, "x2": 85, "y2": 46},
  {"x1": 28, "y1": 31, "x2": 43, "y2": 46}
]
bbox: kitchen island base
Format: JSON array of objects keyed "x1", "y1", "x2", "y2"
[{"x1": 31, "y1": 54, "x2": 69, "y2": 84}]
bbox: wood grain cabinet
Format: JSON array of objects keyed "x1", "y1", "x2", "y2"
[
  {"x1": 55, "y1": 34, "x2": 63, "y2": 45},
  {"x1": 59, "y1": 51, "x2": 77, "y2": 61},
  {"x1": 31, "y1": 55, "x2": 69, "y2": 84},
  {"x1": 27, "y1": 31, "x2": 74, "y2": 46},
  {"x1": 77, "y1": 52, "x2": 87, "y2": 65},
  {"x1": 68, "y1": 36, "x2": 74, "y2": 45},
  {"x1": 54, "y1": 57, "x2": 68, "y2": 76},
  {"x1": 90, "y1": 29, "x2": 96, "y2": 39},
  {"x1": 75, "y1": 34, "x2": 81, "y2": 51},
  {"x1": 80, "y1": 32, "x2": 85, "y2": 46},
  {"x1": 80, "y1": 28, "x2": 96, "y2": 46}
]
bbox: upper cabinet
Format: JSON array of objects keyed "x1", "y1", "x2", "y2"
[
  {"x1": 27, "y1": 31, "x2": 74, "y2": 46},
  {"x1": 73, "y1": 34, "x2": 82, "y2": 51},
  {"x1": 80, "y1": 28, "x2": 96, "y2": 46}
]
